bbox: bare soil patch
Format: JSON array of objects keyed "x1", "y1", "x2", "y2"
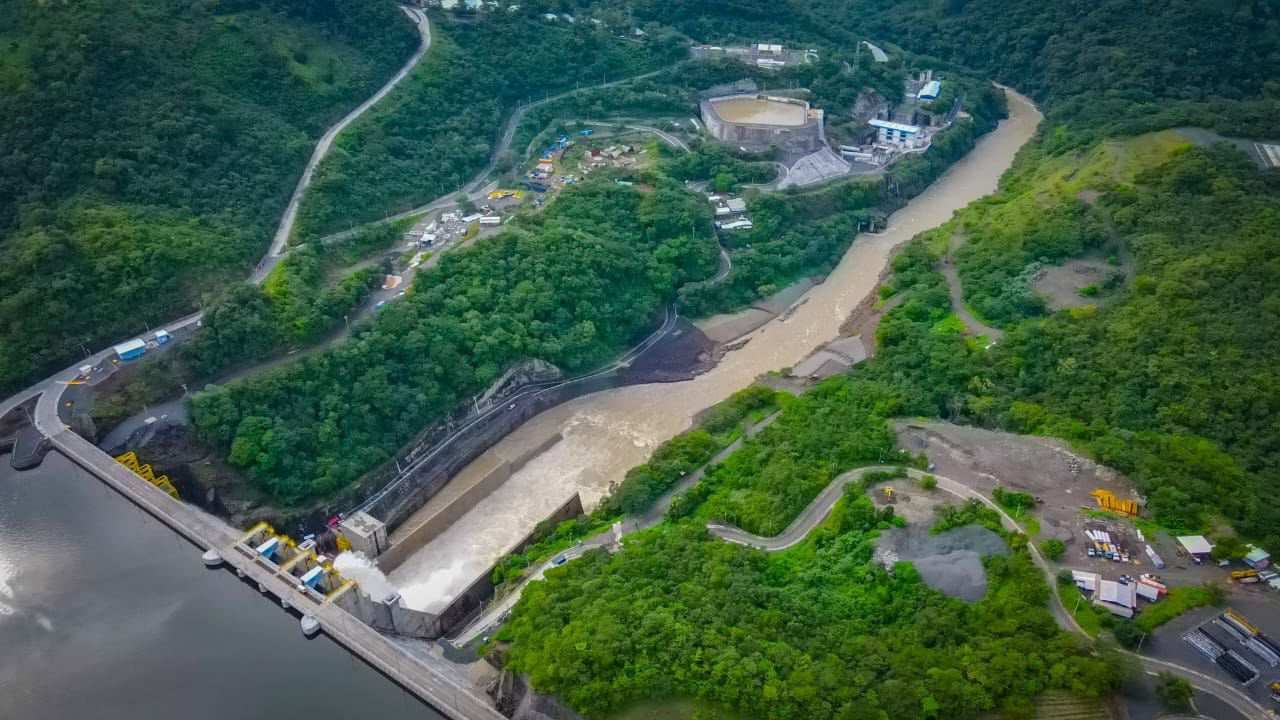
[
  {"x1": 1031, "y1": 257, "x2": 1124, "y2": 311},
  {"x1": 894, "y1": 420, "x2": 1135, "y2": 550}
]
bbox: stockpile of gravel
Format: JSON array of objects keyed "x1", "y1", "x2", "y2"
[
  {"x1": 879, "y1": 525, "x2": 1010, "y2": 603},
  {"x1": 913, "y1": 551, "x2": 990, "y2": 602},
  {"x1": 927, "y1": 525, "x2": 1010, "y2": 557}
]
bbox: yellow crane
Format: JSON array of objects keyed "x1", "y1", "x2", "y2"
[{"x1": 114, "y1": 451, "x2": 179, "y2": 499}]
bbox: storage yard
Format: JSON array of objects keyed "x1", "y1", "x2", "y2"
[
  {"x1": 1148, "y1": 597, "x2": 1280, "y2": 708},
  {"x1": 896, "y1": 421, "x2": 1278, "y2": 642}
]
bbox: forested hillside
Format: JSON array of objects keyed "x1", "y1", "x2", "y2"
[
  {"x1": 192, "y1": 181, "x2": 717, "y2": 503},
  {"x1": 852, "y1": 0, "x2": 1280, "y2": 146},
  {"x1": 495, "y1": 3, "x2": 1280, "y2": 717},
  {"x1": 500, "y1": 378, "x2": 1123, "y2": 719},
  {"x1": 0, "y1": 0, "x2": 417, "y2": 395},
  {"x1": 561, "y1": 0, "x2": 1278, "y2": 143},
  {"x1": 556, "y1": 0, "x2": 1280, "y2": 552},
  {"x1": 858, "y1": 134, "x2": 1280, "y2": 551},
  {"x1": 294, "y1": 13, "x2": 687, "y2": 238}
]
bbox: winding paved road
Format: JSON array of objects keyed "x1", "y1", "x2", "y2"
[
  {"x1": 448, "y1": 409, "x2": 782, "y2": 646},
  {"x1": 583, "y1": 119, "x2": 689, "y2": 151},
  {"x1": 704, "y1": 466, "x2": 1272, "y2": 719},
  {"x1": 707, "y1": 464, "x2": 910, "y2": 551},
  {"x1": 259, "y1": 5, "x2": 433, "y2": 276},
  {"x1": 314, "y1": 69, "x2": 674, "y2": 246}
]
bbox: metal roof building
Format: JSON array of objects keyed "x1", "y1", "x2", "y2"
[
  {"x1": 1177, "y1": 535, "x2": 1214, "y2": 556},
  {"x1": 1096, "y1": 579, "x2": 1136, "y2": 617},
  {"x1": 869, "y1": 119, "x2": 921, "y2": 135},
  {"x1": 1072, "y1": 570, "x2": 1100, "y2": 591},
  {"x1": 918, "y1": 80, "x2": 942, "y2": 101},
  {"x1": 112, "y1": 338, "x2": 147, "y2": 361},
  {"x1": 1244, "y1": 546, "x2": 1271, "y2": 569}
]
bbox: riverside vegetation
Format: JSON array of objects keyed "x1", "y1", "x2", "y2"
[
  {"x1": 0, "y1": 0, "x2": 684, "y2": 395},
  {"x1": 493, "y1": 1, "x2": 1279, "y2": 717},
  {"x1": 192, "y1": 181, "x2": 718, "y2": 503},
  {"x1": 185, "y1": 30, "x2": 1005, "y2": 506}
]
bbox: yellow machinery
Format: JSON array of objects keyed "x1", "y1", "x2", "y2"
[
  {"x1": 1231, "y1": 569, "x2": 1260, "y2": 580},
  {"x1": 883, "y1": 486, "x2": 896, "y2": 503},
  {"x1": 1090, "y1": 489, "x2": 1138, "y2": 517},
  {"x1": 114, "y1": 451, "x2": 179, "y2": 499},
  {"x1": 1226, "y1": 608, "x2": 1259, "y2": 635}
]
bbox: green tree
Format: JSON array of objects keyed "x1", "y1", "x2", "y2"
[
  {"x1": 1039, "y1": 538, "x2": 1066, "y2": 562},
  {"x1": 1209, "y1": 534, "x2": 1249, "y2": 561},
  {"x1": 1155, "y1": 673, "x2": 1193, "y2": 713}
]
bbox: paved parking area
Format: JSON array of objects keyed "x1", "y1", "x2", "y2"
[{"x1": 1142, "y1": 592, "x2": 1280, "y2": 711}]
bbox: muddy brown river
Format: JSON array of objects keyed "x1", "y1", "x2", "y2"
[{"x1": 390, "y1": 88, "x2": 1043, "y2": 611}]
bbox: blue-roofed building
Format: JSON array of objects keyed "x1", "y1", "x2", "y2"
[
  {"x1": 1244, "y1": 545, "x2": 1271, "y2": 569},
  {"x1": 919, "y1": 80, "x2": 942, "y2": 102}
]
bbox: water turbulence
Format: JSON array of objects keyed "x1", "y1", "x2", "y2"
[{"x1": 334, "y1": 551, "x2": 399, "y2": 602}]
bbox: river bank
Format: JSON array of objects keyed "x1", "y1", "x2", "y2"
[{"x1": 385, "y1": 87, "x2": 1044, "y2": 610}]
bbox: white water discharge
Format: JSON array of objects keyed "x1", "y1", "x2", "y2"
[
  {"x1": 388, "y1": 89, "x2": 1043, "y2": 610},
  {"x1": 334, "y1": 551, "x2": 399, "y2": 602},
  {"x1": 391, "y1": 410, "x2": 650, "y2": 612}
]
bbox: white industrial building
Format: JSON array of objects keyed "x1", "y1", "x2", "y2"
[
  {"x1": 1177, "y1": 535, "x2": 1214, "y2": 559},
  {"x1": 1096, "y1": 579, "x2": 1137, "y2": 618},
  {"x1": 918, "y1": 80, "x2": 942, "y2": 102},
  {"x1": 869, "y1": 119, "x2": 923, "y2": 149}
]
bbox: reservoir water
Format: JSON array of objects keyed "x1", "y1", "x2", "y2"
[
  {"x1": 391, "y1": 88, "x2": 1043, "y2": 611},
  {"x1": 0, "y1": 453, "x2": 441, "y2": 720}
]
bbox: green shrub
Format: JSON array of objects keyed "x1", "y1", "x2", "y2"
[{"x1": 1039, "y1": 538, "x2": 1066, "y2": 561}]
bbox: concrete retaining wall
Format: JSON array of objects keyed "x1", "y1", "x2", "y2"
[
  {"x1": 377, "y1": 432, "x2": 562, "y2": 574},
  {"x1": 700, "y1": 94, "x2": 825, "y2": 154},
  {"x1": 367, "y1": 370, "x2": 621, "y2": 532},
  {"x1": 435, "y1": 493, "x2": 586, "y2": 639}
]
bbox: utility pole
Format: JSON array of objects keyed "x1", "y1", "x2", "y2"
[{"x1": 343, "y1": 315, "x2": 350, "y2": 333}]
